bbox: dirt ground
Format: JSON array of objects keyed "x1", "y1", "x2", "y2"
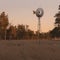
[{"x1": 0, "y1": 40, "x2": 60, "y2": 60}]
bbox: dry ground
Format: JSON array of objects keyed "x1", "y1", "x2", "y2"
[{"x1": 0, "y1": 40, "x2": 60, "y2": 60}]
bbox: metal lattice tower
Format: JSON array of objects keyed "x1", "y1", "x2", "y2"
[{"x1": 33, "y1": 8, "x2": 44, "y2": 44}]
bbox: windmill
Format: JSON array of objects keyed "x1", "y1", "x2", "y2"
[{"x1": 33, "y1": 8, "x2": 44, "y2": 43}]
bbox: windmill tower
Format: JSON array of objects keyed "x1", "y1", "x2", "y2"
[{"x1": 33, "y1": 8, "x2": 44, "y2": 43}]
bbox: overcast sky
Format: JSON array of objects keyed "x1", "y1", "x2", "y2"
[{"x1": 0, "y1": 0, "x2": 60, "y2": 32}]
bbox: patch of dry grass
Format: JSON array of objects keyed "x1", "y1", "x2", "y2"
[{"x1": 0, "y1": 40, "x2": 60, "y2": 60}]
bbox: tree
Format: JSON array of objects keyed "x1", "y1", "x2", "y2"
[
  {"x1": 6, "y1": 25, "x2": 17, "y2": 40},
  {"x1": 54, "y1": 5, "x2": 60, "y2": 27},
  {"x1": 50, "y1": 5, "x2": 60, "y2": 38},
  {"x1": 27, "y1": 29, "x2": 34, "y2": 39},
  {"x1": 17, "y1": 24, "x2": 26, "y2": 39},
  {"x1": 50, "y1": 27, "x2": 60, "y2": 38},
  {"x1": 0, "y1": 12, "x2": 9, "y2": 39}
]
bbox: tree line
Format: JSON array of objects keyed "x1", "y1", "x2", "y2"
[
  {"x1": 0, "y1": 5, "x2": 60, "y2": 40},
  {"x1": 0, "y1": 12, "x2": 38, "y2": 40},
  {"x1": 0, "y1": 11, "x2": 51, "y2": 40}
]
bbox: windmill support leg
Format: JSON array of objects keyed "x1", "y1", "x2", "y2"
[{"x1": 38, "y1": 17, "x2": 40, "y2": 44}]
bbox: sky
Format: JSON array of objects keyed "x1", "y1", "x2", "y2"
[{"x1": 0, "y1": 0, "x2": 60, "y2": 32}]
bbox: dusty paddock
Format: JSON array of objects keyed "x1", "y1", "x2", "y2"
[{"x1": 0, "y1": 40, "x2": 60, "y2": 60}]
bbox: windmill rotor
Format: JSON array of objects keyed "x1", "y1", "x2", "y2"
[
  {"x1": 36, "y1": 8, "x2": 44, "y2": 17},
  {"x1": 33, "y1": 8, "x2": 44, "y2": 18}
]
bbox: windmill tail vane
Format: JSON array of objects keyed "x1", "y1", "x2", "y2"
[{"x1": 33, "y1": 10, "x2": 36, "y2": 14}]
